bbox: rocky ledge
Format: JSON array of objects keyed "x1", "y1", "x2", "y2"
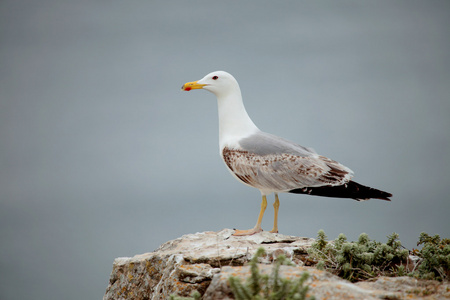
[{"x1": 103, "y1": 229, "x2": 449, "y2": 300}]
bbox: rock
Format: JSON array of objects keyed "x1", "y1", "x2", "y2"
[
  {"x1": 103, "y1": 229, "x2": 450, "y2": 300},
  {"x1": 203, "y1": 265, "x2": 366, "y2": 300},
  {"x1": 355, "y1": 277, "x2": 450, "y2": 299},
  {"x1": 103, "y1": 229, "x2": 313, "y2": 300},
  {"x1": 204, "y1": 266, "x2": 450, "y2": 300}
]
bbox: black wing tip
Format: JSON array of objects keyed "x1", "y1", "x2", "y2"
[
  {"x1": 375, "y1": 191, "x2": 393, "y2": 201},
  {"x1": 290, "y1": 181, "x2": 393, "y2": 201},
  {"x1": 362, "y1": 194, "x2": 392, "y2": 201},
  {"x1": 379, "y1": 197, "x2": 392, "y2": 201},
  {"x1": 380, "y1": 193, "x2": 393, "y2": 201}
]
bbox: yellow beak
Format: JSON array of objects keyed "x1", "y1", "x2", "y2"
[{"x1": 181, "y1": 81, "x2": 206, "y2": 91}]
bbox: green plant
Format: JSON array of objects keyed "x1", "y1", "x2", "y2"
[
  {"x1": 308, "y1": 230, "x2": 409, "y2": 282},
  {"x1": 169, "y1": 290, "x2": 201, "y2": 300},
  {"x1": 229, "y1": 247, "x2": 315, "y2": 300},
  {"x1": 410, "y1": 232, "x2": 450, "y2": 281}
]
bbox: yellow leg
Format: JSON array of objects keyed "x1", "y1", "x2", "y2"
[
  {"x1": 269, "y1": 193, "x2": 280, "y2": 233},
  {"x1": 233, "y1": 195, "x2": 267, "y2": 236}
]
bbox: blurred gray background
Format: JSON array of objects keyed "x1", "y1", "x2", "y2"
[{"x1": 1, "y1": 1, "x2": 449, "y2": 299}]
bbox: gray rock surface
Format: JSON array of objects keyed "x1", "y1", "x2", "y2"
[
  {"x1": 204, "y1": 265, "x2": 450, "y2": 300},
  {"x1": 103, "y1": 229, "x2": 450, "y2": 300}
]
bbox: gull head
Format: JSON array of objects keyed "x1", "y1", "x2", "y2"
[{"x1": 181, "y1": 71, "x2": 240, "y2": 98}]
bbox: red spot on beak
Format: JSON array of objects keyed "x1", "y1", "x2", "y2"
[{"x1": 185, "y1": 87, "x2": 192, "y2": 91}]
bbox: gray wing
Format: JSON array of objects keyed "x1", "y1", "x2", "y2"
[
  {"x1": 222, "y1": 132, "x2": 354, "y2": 192},
  {"x1": 238, "y1": 131, "x2": 317, "y2": 156}
]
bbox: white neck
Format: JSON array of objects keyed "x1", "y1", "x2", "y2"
[{"x1": 216, "y1": 88, "x2": 259, "y2": 149}]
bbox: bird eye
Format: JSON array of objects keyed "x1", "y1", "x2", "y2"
[{"x1": 212, "y1": 76, "x2": 218, "y2": 80}]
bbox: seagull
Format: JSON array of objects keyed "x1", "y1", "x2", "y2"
[{"x1": 182, "y1": 71, "x2": 392, "y2": 236}]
